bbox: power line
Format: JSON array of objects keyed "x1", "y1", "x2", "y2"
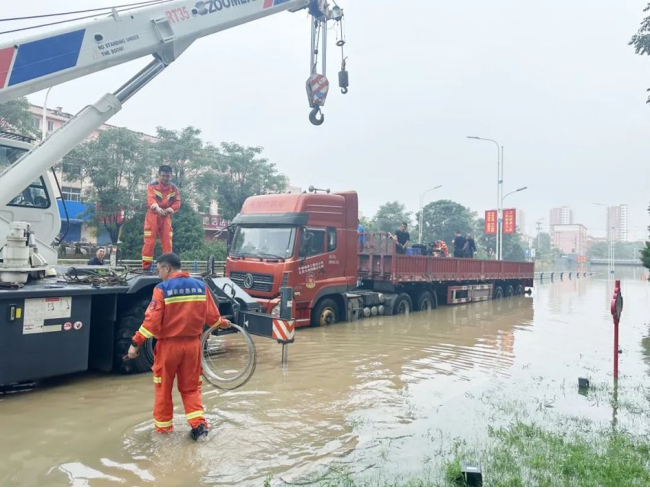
[
  {"x1": 0, "y1": 0, "x2": 165, "y2": 22},
  {"x1": 0, "y1": 0, "x2": 172, "y2": 36}
]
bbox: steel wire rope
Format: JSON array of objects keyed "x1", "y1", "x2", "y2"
[
  {"x1": 201, "y1": 323, "x2": 257, "y2": 391},
  {"x1": 0, "y1": 0, "x2": 168, "y2": 22}
]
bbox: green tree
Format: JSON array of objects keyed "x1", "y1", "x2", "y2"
[
  {"x1": 630, "y1": 5, "x2": 650, "y2": 103},
  {"x1": 214, "y1": 142, "x2": 286, "y2": 220},
  {"x1": 180, "y1": 240, "x2": 227, "y2": 262},
  {"x1": 153, "y1": 126, "x2": 219, "y2": 208},
  {"x1": 0, "y1": 98, "x2": 37, "y2": 137},
  {"x1": 373, "y1": 201, "x2": 411, "y2": 233},
  {"x1": 588, "y1": 241, "x2": 609, "y2": 259},
  {"x1": 70, "y1": 128, "x2": 152, "y2": 244},
  {"x1": 641, "y1": 243, "x2": 650, "y2": 269},
  {"x1": 501, "y1": 233, "x2": 526, "y2": 261},
  {"x1": 416, "y1": 199, "x2": 475, "y2": 247}
]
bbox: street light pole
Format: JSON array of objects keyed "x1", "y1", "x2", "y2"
[
  {"x1": 42, "y1": 86, "x2": 53, "y2": 141},
  {"x1": 467, "y1": 136, "x2": 502, "y2": 260},
  {"x1": 500, "y1": 186, "x2": 528, "y2": 259},
  {"x1": 418, "y1": 185, "x2": 443, "y2": 244}
]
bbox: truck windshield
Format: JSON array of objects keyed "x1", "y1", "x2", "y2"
[
  {"x1": 230, "y1": 226, "x2": 296, "y2": 259},
  {"x1": 0, "y1": 144, "x2": 50, "y2": 208}
]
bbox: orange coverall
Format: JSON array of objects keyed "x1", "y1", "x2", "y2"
[
  {"x1": 132, "y1": 271, "x2": 225, "y2": 433},
  {"x1": 141, "y1": 181, "x2": 181, "y2": 269}
]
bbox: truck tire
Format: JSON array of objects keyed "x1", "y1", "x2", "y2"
[
  {"x1": 514, "y1": 284, "x2": 524, "y2": 296},
  {"x1": 415, "y1": 291, "x2": 437, "y2": 312},
  {"x1": 393, "y1": 293, "x2": 412, "y2": 315},
  {"x1": 312, "y1": 298, "x2": 339, "y2": 327},
  {"x1": 115, "y1": 297, "x2": 155, "y2": 374},
  {"x1": 493, "y1": 286, "x2": 504, "y2": 300},
  {"x1": 505, "y1": 285, "x2": 514, "y2": 298}
]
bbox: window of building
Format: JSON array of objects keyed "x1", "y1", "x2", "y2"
[
  {"x1": 32, "y1": 117, "x2": 40, "y2": 129},
  {"x1": 61, "y1": 186, "x2": 82, "y2": 202},
  {"x1": 61, "y1": 159, "x2": 82, "y2": 179},
  {"x1": 47, "y1": 120, "x2": 54, "y2": 132}
]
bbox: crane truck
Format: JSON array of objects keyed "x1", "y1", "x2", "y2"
[{"x1": 0, "y1": 0, "x2": 347, "y2": 388}]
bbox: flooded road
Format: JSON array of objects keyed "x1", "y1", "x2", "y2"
[{"x1": 1, "y1": 269, "x2": 649, "y2": 486}]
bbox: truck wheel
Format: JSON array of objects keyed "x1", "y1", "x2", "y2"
[
  {"x1": 514, "y1": 285, "x2": 524, "y2": 296},
  {"x1": 415, "y1": 291, "x2": 437, "y2": 312},
  {"x1": 493, "y1": 286, "x2": 504, "y2": 300},
  {"x1": 394, "y1": 293, "x2": 412, "y2": 315},
  {"x1": 312, "y1": 298, "x2": 339, "y2": 327},
  {"x1": 115, "y1": 297, "x2": 155, "y2": 374},
  {"x1": 505, "y1": 285, "x2": 514, "y2": 298}
]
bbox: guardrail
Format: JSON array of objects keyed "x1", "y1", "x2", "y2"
[
  {"x1": 58, "y1": 259, "x2": 227, "y2": 276},
  {"x1": 535, "y1": 271, "x2": 598, "y2": 281}
]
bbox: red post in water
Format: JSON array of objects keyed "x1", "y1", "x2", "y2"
[{"x1": 610, "y1": 280, "x2": 623, "y2": 380}]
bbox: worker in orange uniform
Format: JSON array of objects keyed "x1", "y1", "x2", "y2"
[
  {"x1": 142, "y1": 165, "x2": 181, "y2": 270},
  {"x1": 127, "y1": 253, "x2": 231, "y2": 441},
  {"x1": 433, "y1": 239, "x2": 449, "y2": 257}
]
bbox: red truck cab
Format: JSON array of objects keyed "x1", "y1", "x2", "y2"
[{"x1": 226, "y1": 191, "x2": 360, "y2": 327}]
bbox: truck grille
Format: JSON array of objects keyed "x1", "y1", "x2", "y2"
[{"x1": 230, "y1": 272, "x2": 274, "y2": 292}]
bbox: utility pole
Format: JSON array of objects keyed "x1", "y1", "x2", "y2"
[{"x1": 535, "y1": 219, "x2": 544, "y2": 260}]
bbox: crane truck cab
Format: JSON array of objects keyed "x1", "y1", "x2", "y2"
[{"x1": 0, "y1": 131, "x2": 60, "y2": 267}]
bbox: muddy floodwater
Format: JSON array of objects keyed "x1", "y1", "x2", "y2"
[{"x1": 1, "y1": 268, "x2": 649, "y2": 486}]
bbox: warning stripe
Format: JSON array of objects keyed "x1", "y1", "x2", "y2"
[{"x1": 272, "y1": 319, "x2": 295, "y2": 341}]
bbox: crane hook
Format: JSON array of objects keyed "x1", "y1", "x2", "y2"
[
  {"x1": 309, "y1": 107, "x2": 325, "y2": 125},
  {"x1": 341, "y1": 87, "x2": 348, "y2": 94}
]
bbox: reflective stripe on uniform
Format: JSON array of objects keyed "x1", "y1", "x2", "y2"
[
  {"x1": 210, "y1": 317, "x2": 222, "y2": 328},
  {"x1": 153, "y1": 376, "x2": 162, "y2": 384},
  {"x1": 144, "y1": 231, "x2": 152, "y2": 236},
  {"x1": 164, "y1": 295, "x2": 206, "y2": 305},
  {"x1": 186, "y1": 410, "x2": 204, "y2": 420},
  {"x1": 142, "y1": 256, "x2": 154, "y2": 262},
  {"x1": 153, "y1": 190, "x2": 163, "y2": 198},
  {"x1": 138, "y1": 325, "x2": 155, "y2": 339},
  {"x1": 155, "y1": 418, "x2": 173, "y2": 428}
]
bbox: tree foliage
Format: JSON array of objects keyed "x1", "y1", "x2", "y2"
[
  {"x1": 630, "y1": 4, "x2": 650, "y2": 102},
  {"x1": 70, "y1": 128, "x2": 152, "y2": 244},
  {"x1": 372, "y1": 201, "x2": 411, "y2": 233},
  {"x1": 214, "y1": 142, "x2": 287, "y2": 220},
  {"x1": 0, "y1": 98, "x2": 37, "y2": 137},
  {"x1": 416, "y1": 199, "x2": 475, "y2": 246}
]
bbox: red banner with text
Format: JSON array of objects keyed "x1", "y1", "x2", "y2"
[
  {"x1": 503, "y1": 208, "x2": 517, "y2": 234},
  {"x1": 484, "y1": 210, "x2": 497, "y2": 235}
]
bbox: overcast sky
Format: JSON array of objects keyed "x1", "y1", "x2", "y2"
[{"x1": 2, "y1": 0, "x2": 650, "y2": 238}]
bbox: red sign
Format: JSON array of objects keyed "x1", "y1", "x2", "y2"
[
  {"x1": 502, "y1": 208, "x2": 517, "y2": 234},
  {"x1": 484, "y1": 210, "x2": 497, "y2": 235}
]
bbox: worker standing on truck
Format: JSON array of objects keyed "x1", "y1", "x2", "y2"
[
  {"x1": 127, "y1": 253, "x2": 231, "y2": 440},
  {"x1": 141, "y1": 165, "x2": 181, "y2": 271},
  {"x1": 391, "y1": 222, "x2": 411, "y2": 254}
]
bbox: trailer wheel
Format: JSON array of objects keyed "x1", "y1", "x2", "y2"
[
  {"x1": 394, "y1": 293, "x2": 412, "y2": 315},
  {"x1": 493, "y1": 286, "x2": 504, "y2": 300},
  {"x1": 312, "y1": 298, "x2": 339, "y2": 327},
  {"x1": 115, "y1": 297, "x2": 155, "y2": 374},
  {"x1": 505, "y1": 285, "x2": 514, "y2": 298},
  {"x1": 415, "y1": 291, "x2": 437, "y2": 312},
  {"x1": 514, "y1": 284, "x2": 524, "y2": 296}
]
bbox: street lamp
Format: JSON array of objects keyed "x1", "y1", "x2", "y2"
[
  {"x1": 467, "y1": 136, "x2": 503, "y2": 260},
  {"x1": 418, "y1": 185, "x2": 443, "y2": 244},
  {"x1": 500, "y1": 187, "x2": 527, "y2": 260}
]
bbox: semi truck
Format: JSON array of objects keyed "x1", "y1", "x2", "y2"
[{"x1": 225, "y1": 189, "x2": 534, "y2": 327}]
